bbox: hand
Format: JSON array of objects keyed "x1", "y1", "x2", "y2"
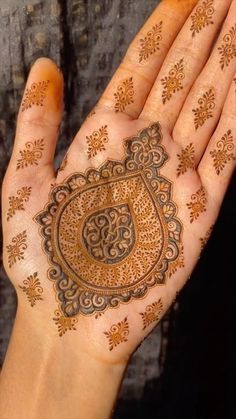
[{"x1": 1, "y1": 0, "x2": 236, "y2": 417}]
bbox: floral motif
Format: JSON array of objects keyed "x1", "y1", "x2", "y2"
[
  {"x1": 161, "y1": 58, "x2": 185, "y2": 104},
  {"x1": 53, "y1": 310, "x2": 78, "y2": 337},
  {"x1": 7, "y1": 186, "x2": 32, "y2": 221},
  {"x1": 114, "y1": 77, "x2": 134, "y2": 113},
  {"x1": 16, "y1": 139, "x2": 44, "y2": 170},
  {"x1": 210, "y1": 130, "x2": 235, "y2": 175},
  {"x1": 190, "y1": 0, "x2": 215, "y2": 37},
  {"x1": 21, "y1": 80, "x2": 49, "y2": 112},
  {"x1": 177, "y1": 143, "x2": 195, "y2": 177},
  {"x1": 140, "y1": 299, "x2": 163, "y2": 330},
  {"x1": 187, "y1": 187, "x2": 207, "y2": 223},
  {"x1": 200, "y1": 225, "x2": 214, "y2": 250},
  {"x1": 193, "y1": 89, "x2": 215, "y2": 130},
  {"x1": 6, "y1": 230, "x2": 27, "y2": 268},
  {"x1": 19, "y1": 272, "x2": 43, "y2": 307},
  {"x1": 86, "y1": 125, "x2": 109, "y2": 159},
  {"x1": 139, "y1": 21, "x2": 163, "y2": 62},
  {"x1": 218, "y1": 25, "x2": 236, "y2": 70},
  {"x1": 104, "y1": 317, "x2": 129, "y2": 350},
  {"x1": 168, "y1": 245, "x2": 185, "y2": 277}
]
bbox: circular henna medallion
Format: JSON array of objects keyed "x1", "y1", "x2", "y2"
[{"x1": 35, "y1": 123, "x2": 182, "y2": 316}]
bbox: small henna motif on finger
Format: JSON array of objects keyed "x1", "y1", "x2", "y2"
[
  {"x1": 190, "y1": 0, "x2": 215, "y2": 37},
  {"x1": 161, "y1": 58, "x2": 185, "y2": 104},
  {"x1": 218, "y1": 24, "x2": 236, "y2": 70},
  {"x1": 177, "y1": 143, "x2": 195, "y2": 177},
  {"x1": 114, "y1": 77, "x2": 134, "y2": 113},
  {"x1": 187, "y1": 187, "x2": 207, "y2": 223},
  {"x1": 192, "y1": 89, "x2": 215, "y2": 130},
  {"x1": 21, "y1": 80, "x2": 49, "y2": 112},
  {"x1": 139, "y1": 21, "x2": 163, "y2": 63},
  {"x1": 210, "y1": 130, "x2": 235, "y2": 175}
]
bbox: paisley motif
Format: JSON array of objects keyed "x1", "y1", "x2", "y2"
[{"x1": 35, "y1": 123, "x2": 182, "y2": 316}]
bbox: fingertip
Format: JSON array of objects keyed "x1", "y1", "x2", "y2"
[{"x1": 19, "y1": 56, "x2": 64, "y2": 125}]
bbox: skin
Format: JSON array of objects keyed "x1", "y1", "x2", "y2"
[{"x1": 0, "y1": 0, "x2": 236, "y2": 418}]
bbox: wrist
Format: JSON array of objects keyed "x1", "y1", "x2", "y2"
[{"x1": 0, "y1": 306, "x2": 127, "y2": 419}]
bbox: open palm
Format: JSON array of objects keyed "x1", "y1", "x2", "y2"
[{"x1": 2, "y1": 0, "x2": 236, "y2": 365}]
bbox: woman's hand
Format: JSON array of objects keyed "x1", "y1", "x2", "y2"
[{"x1": 1, "y1": 0, "x2": 236, "y2": 418}]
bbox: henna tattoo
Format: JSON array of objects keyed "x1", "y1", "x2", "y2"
[
  {"x1": 177, "y1": 143, "x2": 195, "y2": 177},
  {"x1": 218, "y1": 25, "x2": 236, "y2": 70},
  {"x1": 193, "y1": 89, "x2": 216, "y2": 130},
  {"x1": 35, "y1": 123, "x2": 182, "y2": 318},
  {"x1": 87, "y1": 108, "x2": 96, "y2": 119},
  {"x1": 200, "y1": 225, "x2": 213, "y2": 250},
  {"x1": 104, "y1": 317, "x2": 129, "y2": 351},
  {"x1": 140, "y1": 298, "x2": 163, "y2": 330},
  {"x1": 161, "y1": 58, "x2": 185, "y2": 104},
  {"x1": 168, "y1": 245, "x2": 185, "y2": 278},
  {"x1": 210, "y1": 130, "x2": 235, "y2": 175},
  {"x1": 19, "y1": 272, "x2": 43, "y2": 306},
  {"x1": 58, "y1": 153, "x2": 68, "y2": 173},
  {"x1": 139, "y1": 21, "x2": 163, "y2": 63},
  {"x1": 17, "y1": 139, "x2": 44, "y2": 170},
  {"x1": 53, "y1": 310, "x2": 78, "y2": 337},
  {"x1": 21, "y1": 81, "x2": 49, "y2": 112},
  {"x1": 7, "y1": 186, "x2": 31, "y2": 221},
  {"x1": 190, "y1": 0, "x2": 215, "y2": 37},
  {"x1": 114, "y1": 77, "x2": 134, "y2": 113},
  {"x1": 7, "y1": 230, "x2": 27, "y2": 268},
  {"x1": 86, "y1": 125, "x2": 109, "y2": 159},
  {"x1": 187, "y1": 187, "x2": 207, "y2": 223}
]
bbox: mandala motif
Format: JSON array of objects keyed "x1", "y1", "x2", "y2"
[
  {"x1": 161, "y1": 58, "x2": 185, "y2": 104},
  {"x1": 210, "y1": 130, "x2": 235, "y2": 175},
  {"x1": 193, "y1": 89, "x2": 215, "y2": 130},
  {"x1": 35, "y1": 123, "x2": 182, "y2": 317},
  {"x1": 114, "y1": 78, "x2": 134, "y2": 113},
  {"x1": 140, "y1": 299, "x2": 163, "y2": 330},
  {"x1": 190, "y1": 0, "x2": 215, "y2": 37},
  {"x1": 21, "y1": 81, "x2": 49, "y2": 112},
  {"x1": 86, "y1": 125, "x2": 109, "y2": 159},
  {"x1": 16, "y1": 139, "x2": 44, "y2": 170},
  {"x1": 104, "y1": 317, "x2": 129, "y2": 350},
  {"x1": 19, "y1": 272, "x2": 43, "y2": 307},
  {"x1": 139, "y1": 22, "x2": 163, "y2": 62},
  {"x1": 218, "y1": 25, "x2": 236, "y2": 70}
]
